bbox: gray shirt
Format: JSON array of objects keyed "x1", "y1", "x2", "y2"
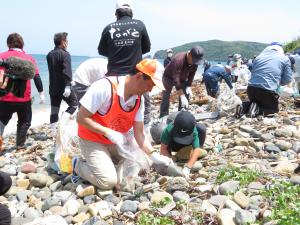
[{"x1": 249, "y1": 49, "x2": 292, "y2": 91}]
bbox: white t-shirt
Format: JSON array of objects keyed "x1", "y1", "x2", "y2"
[
  {"x1": 73, "y1": 58, "x2": 108, "y2": 86},
  {"x1": 80, "y1": 76, "x2": 144, "y2": 122}
]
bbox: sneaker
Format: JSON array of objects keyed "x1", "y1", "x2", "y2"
[
  {"x1": 71, "y1": 157, "x2": 80, "y2": 184},
  {"x1": 246, "y1": 102, "x2": 260, "y2": 118},
  {"x1": 234, "y1": 104, "x2": 244, "y2": 119}
]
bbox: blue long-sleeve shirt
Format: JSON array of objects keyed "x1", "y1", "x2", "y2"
[
  {"x1": 249, "y1": 49, "x2": 292, "y2": 91},
  {"x1": 203, "y1": 65, "x2": 233, "y2": 89}
]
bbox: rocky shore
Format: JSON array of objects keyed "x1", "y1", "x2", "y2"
[{"x1": 0, "y1": 81, "x2": 300, "y2": 225}]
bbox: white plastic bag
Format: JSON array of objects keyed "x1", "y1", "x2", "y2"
[
  {"x1": 277, "y1": 85, "x2": 295, "y2": 98},
  {"x1": 54, "y1": 112, "x2": 80, "y2": 174},
  {"x1": 216, "y1": 85, "x2": 242, "y2": 112},
  {"x1": 116, "y1": 130, "x2": 151, "y2": 180}
]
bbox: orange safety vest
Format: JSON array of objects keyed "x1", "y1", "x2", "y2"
[{"x1": 78, "y1": 78, "x2": 141, "y2": 144}]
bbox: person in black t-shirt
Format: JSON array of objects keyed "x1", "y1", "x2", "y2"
[{"x1": 98, "y1": 0, "x2": 152, "y2": 125}]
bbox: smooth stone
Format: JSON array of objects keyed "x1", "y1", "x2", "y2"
[
  {"x1": 138, "y1": 201, "x2": 151, "y2": 211},
  {"x1": 264, "y1": 144, "x2": 281, "y2": 153},
  {"x1": 225, "y1": 199, "x2": 241, "y2": 211},
  {"x1": 233, "y1": 191, "x2": 250, "y2": 209},
  {"x1": 275, "y1": 128, "x2": 293, "y2": 137},
  {"x1": 275, "y1": 140, "x2": 292, "y2": 151},
  {"x1": 172, "y1": 191, "x2": 190, "y2": 203},
  {"x1": 196, "y1": 184, "x2": 213, "y2": 192},
  {"x1": 89, "y1": 201, "x2": 112, "y2": 218},
  {"x1": 290, "y1": 175, "x2": 300, "y2": 185},
  {"x1": 166, "y1": 177, "x2": 189, "y2": 192},
  {"x1": 77, "y1": 185, "x2": 95, "y2": 198},
  {"x1": 120, "y1": 200, "x2": 138, "y2": 213},
  {"x1": 260, "y1": 133, "x2": 274, "y2": 141},
  {"x1": 61, "y1": 199, "x2": 80, "y2": 216},
  {"x1": 21, "y1": 163, "x2": 36, "y2": 174},
  {"x1": 239, "y1": 125, "x2": 253, "y2": 133},
  {"x1": 41, "y1": 197, "x2": 61, "y2": 211},
  {"x1": 49, "y1": 181, "x2": 62, "y2": 192},
  {"x1": 191, "y1": 161, "x2": 203, "y2": 172},
  {"x1": 23, "y1": 207, "x2": 41, "y2": 220},
  {"x1": 83, "y1": 195, "x2": 97, "y2": 204},
  {"x1": 16, "y1": 179, "x2": 30, "y2": 189},
  {"x1": 28, "y1": 173, "x2": 49, "y2": 187},
  {"x1": 292, "y1": 141, "x2": 300, "y2": 153},
  {"x1": 219, "y1": 180, "x2": 240, "y2": 195},
  {"x1": 72, "y1": 213, "x2": 90, "y2": 224},
  {"x1": 274, "y1": 161, "x2": 298, "y2": 175},
  {"x1": 247, "y1": 182, "x2": 265, "y2": 193},
  {"x1": 16, "y1": 190, "x2": 31, "y2": 202},
  {"x1": 235, "y1": 209, "x2": 256, "y2": 225},
  {"x1": 217, "y1": 208, "x2": 236, "y2": 225},
  {"x1": 150, "y1": 191, "x2": 173, "y2": 204},
  {"x1": 209, "y1": 195, "x2": 229, "y2": 208},
  {"x1": 200, "y1": 200, "x2": 217, "y2": 215},
  {"x1": 49, "y1": 206, "x2": 63, "y2": 215},
  {"x1": 166, "y1": 164, "x2": 184, "y2": 177},
  {"x1": 1, "y1": 165, "x2": 17, "y2": 176}
]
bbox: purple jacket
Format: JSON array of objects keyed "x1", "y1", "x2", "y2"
[{"x1": 163, "y1": 52, "x2": 198, "y2": 90}]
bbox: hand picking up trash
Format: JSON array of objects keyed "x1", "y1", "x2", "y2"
[{"x1": 71, "y1": 59, "x2": 175, "y2": 190}]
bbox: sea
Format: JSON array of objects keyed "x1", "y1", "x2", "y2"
[{"x1": 31, "y1": 54, "x2": 91, "y2": 108}]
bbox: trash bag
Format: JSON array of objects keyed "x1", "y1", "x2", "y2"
[
  {"x1": 116, "y1": 130, "x2": 151, "y2": 181},
  {"x1": 54, "y1": 112, "x2": 80, "y2": 174},
  {"x1": 150, "y1": 115, "x2": 168, "y2": 144},
  {"x1": 216, "y1": 85, "x2": 242, "y2": 113},
  {"x1": 277, "y1": 85, "x2": 295, "y2": 98}
]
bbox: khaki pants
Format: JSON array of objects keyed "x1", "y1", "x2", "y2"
[{"x1": 75, "y1": 139, "x2": 123, "y2": 190}]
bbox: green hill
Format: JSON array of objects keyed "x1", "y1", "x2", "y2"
[{"x1": 154, "y1": 40, "x2": 268, "y2": 61}]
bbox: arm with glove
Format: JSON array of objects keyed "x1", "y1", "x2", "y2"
[
  {"x1": 62, "y1": 52, "x2": 73, "y2": 98},
  {"x1": 133, "y1": 121, "x2": 173, "y2": 166},
  {"x1": 77, "y1": 106, "x2": 125, "y2": 145}
]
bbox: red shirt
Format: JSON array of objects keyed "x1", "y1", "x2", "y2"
[{"x1": 0, "y1": 49, "x2": 39, "y2": 102}]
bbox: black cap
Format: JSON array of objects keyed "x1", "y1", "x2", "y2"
[
  {"x1": 190, "y1": 46, "x2": 204, "y2": 65},
  {"x1": 172, "y1": 111, "x2": 196, "y2": 145}
]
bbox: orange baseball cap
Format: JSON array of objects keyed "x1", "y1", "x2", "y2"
[{"x1": 136, "y1": 59, "x2": 165, "y2": 90}]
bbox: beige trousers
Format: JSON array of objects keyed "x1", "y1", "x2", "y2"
[{"x1": 75, "y1": 139, "x2": 123, "y2": 190}]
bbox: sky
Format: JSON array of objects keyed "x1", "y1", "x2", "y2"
[{"x1": 1, "y1": 0, "x2": 299, "y2": 57}]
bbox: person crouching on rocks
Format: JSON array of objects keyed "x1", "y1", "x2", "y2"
[
  {"x1": 73, "y1": 59, "x2": 173, "y2": 189},
  {"x1": 159, "y1": 111, "x2": 207, "y2": 178}
]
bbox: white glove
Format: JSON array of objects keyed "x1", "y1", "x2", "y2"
[
  {"x1": 150, "y1": 152, "x2": 173, "y2": 166},
  {"x1": 39, "y1": 92, "x2": 45, "y2": 104},
  {"x1": 63, "y1": 86, "x2": 71, "y2": 98},
  {"x1": 182, "y1": 165, "x2": 191, "y2": 178},
  {"x1": 180, "y1": 94, "x2": 189, "y2": 109},
  {"x1": 104, "y1": 128, "x2": 125, "y2": 145},
  {"x1": 186, "y1": 87, "x2": 193, "y2": 97}
]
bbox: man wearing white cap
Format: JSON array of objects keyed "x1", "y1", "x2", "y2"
[
  {"x1": 73, "y1": 59, "x2": 173, "y2": 190},
  {"x1": 98, "y1": 0, "x2": 152, "y2": 126}
]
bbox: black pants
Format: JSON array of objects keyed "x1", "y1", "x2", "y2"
[
  {"x1": 50, "y1": 91, "x2": 78, "y2": 124},
  {"x1": 0, "y1": 171, "x2": 12, "y2": 225},
  {"x1": 0, "y1": 101, "x2": 32, "y2": 147},
  {"x1": 160, "y1": 77, "x2": 190, "y2": 118},
  {"x1": 247, "y1": 86, "x2": 279, "y2": 115},
  {"x1": 168, "y1": 123, "x2": 207, "y2": 153}
]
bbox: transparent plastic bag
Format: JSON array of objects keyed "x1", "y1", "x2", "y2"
[
  {"x1": 277, "y1": 85, "x2": 295, "y2": 98},
  {"x1": 216, "y1": 85, "x2": 242, "y2": 112},
  {"x1": 115, "y1": 130, "x2": 151, "y2": 180},
  {"x1": 54, "y1": 112, "x2": 80, "y2": 174}
]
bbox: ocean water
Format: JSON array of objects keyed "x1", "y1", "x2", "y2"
[{"x1": 31, "y1": 54, "x2": 90, "y2": 107}]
